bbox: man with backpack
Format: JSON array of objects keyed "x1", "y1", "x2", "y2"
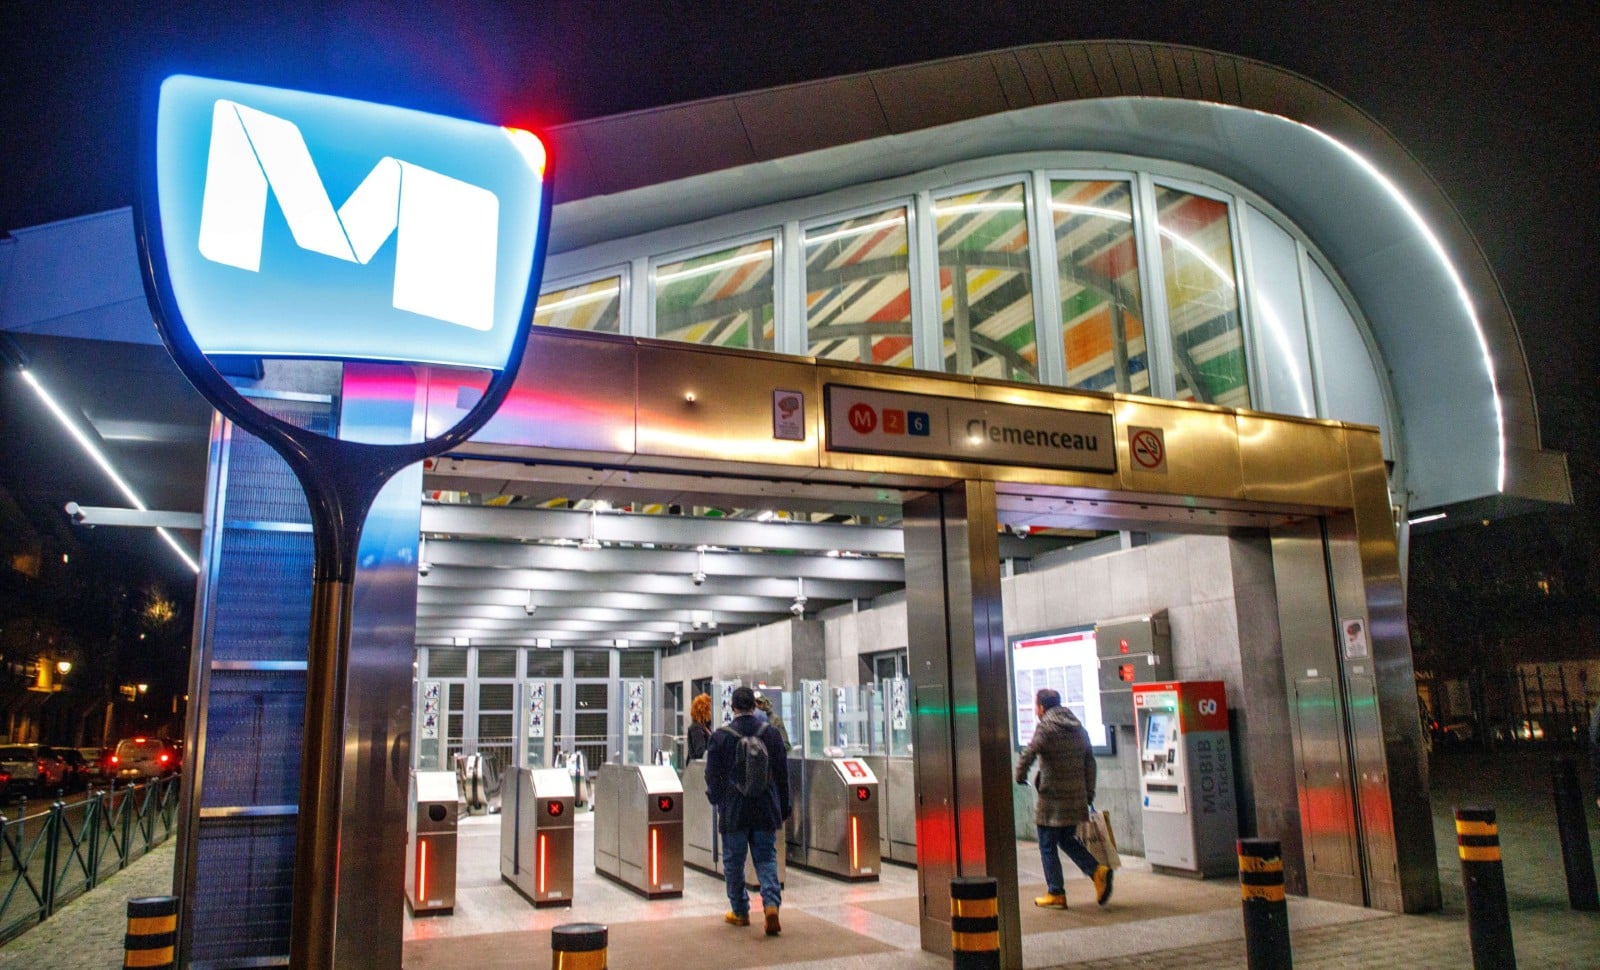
[{"x1": 705, "y1": 685, "x2": 792, "y2": 935}]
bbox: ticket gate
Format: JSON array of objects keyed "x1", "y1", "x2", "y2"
[
  {"x1": 860, "y1": 755, "x2": 916, "y2": 866},
  {"x1": 501, "y1": 767, "x2": 575, "y2": 906},
  {"x1": 786, "y1": 757, "x2": 880, "y2": 880},
  {"x1": 405, "y1": 771, "x2": 460, "y2": 916},
  {"x1": 594, "y1": 763, "x2": 684, "y2": 898},
  {"x1": 681, "y1": 759, "x2": 719, "y2": 876}
]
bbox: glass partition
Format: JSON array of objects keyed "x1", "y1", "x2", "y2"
[
  {"x1": 879, "y1": 676, "x2": 912, "y2": 757},
  {"x1": 934, "y1": 184, "x2": 1039, "y2": 383},
  {"x1": 523, "y1": 679, "x2": 557, "y2": 768},
  {"x1": 832, "y1": 684, "x2": 874, "y2": 755},
  {"x1": 1154, "y1": 185, "x2": 1250, "y2": 407},
  {"x1": 655, "y1": 239, "x2": 775, "y2": 350},
  {"x1": 534, "y1": 275, "x2": 622, "y2": 333},
  {"x1": 804, "y1": 206, "x2": 914, "y2": 367},
  {"x1": 1050, "y1": 179, "x2": 1148, "y2": 394},
  {"x1": 799, "y1": 679, "x2": 831, "y2": 758}
]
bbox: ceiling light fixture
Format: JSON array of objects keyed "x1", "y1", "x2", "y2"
[{"x1": 3, "y1": 344, "x2": 198, "y2": 574}]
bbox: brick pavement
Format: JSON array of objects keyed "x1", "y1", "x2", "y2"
[
  {"x1": 0, "y1": 842, "x2": 176, "y2": 970},
  {"x1": 0, "y1": 748, "x2": 1594, "y2": 968}
]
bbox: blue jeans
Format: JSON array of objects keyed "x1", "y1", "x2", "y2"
[
  {"x1": 1037, "y1": 824, "x2": 1099, "y2": 895},
  {"x1": 721, "y1": 827, "x2": 781, "y2": 915}
]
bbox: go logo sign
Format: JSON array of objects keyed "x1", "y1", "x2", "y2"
[{"x1": 1197, "y1": 698, "x2": 1219, "y2": 716}]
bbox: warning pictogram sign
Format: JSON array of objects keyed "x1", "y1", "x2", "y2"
[{"x1": 1129, "y1": 426, "x2": 1167, "y2": 473}]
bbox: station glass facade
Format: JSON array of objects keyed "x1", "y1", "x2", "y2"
[{"x1": 533, "y1": 158, "x2": 1396, "y2": 464}]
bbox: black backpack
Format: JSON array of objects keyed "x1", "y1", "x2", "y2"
[{"x1": 720, "y1": 722, "x2": 772, "y2": 798}]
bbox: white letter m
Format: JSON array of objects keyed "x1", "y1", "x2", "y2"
[{"x1": 197, "y1": 100, "x2": 498, "y2": 331}]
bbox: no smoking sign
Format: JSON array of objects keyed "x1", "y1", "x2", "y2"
[{"x1": 1128, "y1": 426, "x2": 1167, "y2": 473}]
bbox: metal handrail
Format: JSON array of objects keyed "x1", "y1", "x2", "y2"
[{"x1": 0, "y1": 777, "x2": 182, "y2": 945}]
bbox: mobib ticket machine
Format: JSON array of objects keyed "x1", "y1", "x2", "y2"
[{"x1": 1132, "y1": 681, "x2": 1238, "y2": 877}]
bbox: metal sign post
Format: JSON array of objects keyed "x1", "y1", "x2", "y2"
[{"x1": 136, "y1": 75, "x2": 552, "y2": 968}]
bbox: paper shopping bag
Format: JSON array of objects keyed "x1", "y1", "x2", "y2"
[{"x1": 1077, "y1": 808, "x2": 1121, "y2": 870}]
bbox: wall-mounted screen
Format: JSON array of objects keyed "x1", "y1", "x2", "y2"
[{"x1": 1009, "y1": 626, "x2": 1112, "y2": 754}]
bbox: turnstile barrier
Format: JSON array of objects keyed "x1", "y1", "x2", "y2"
[
  {"x1": 501, "y1": 766, "x2": 575, "y2": 907},
  {"x1": 405, "y1": 771, "x2": 460, "y2": 916},
  {"x1": 594, "y1": 763, "x2": 684, "y2": 898},
  {"x1": 682, "y1": 758, "x2": 789, "y2": 888},
  {"x1": 787, "y1": 757, "x2": 880, "y2": 880}
]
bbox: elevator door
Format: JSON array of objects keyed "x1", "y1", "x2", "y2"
[{"x1": 1293, "y1": 678, "x2": 1359, "y2": 886}]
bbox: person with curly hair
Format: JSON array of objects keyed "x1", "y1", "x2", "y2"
[{"x1": 688, "y1": 693, "x2": 713, "y2": 761}]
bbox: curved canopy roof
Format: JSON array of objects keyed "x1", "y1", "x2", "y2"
[{"x1": 538, "y1": 40, "x2": 1569, "y2": 515}]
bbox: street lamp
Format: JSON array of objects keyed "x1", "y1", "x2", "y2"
[
  {"x1": 56, "y1": 660, "x2": 72, "y2": 676},
  {"x1": 137, "y1": 683, "x2": 148, "y2": 694}
]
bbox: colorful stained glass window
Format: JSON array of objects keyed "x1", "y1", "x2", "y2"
[
  {"x1": 1051, "y1": 180, "x2": 1147, "y2": 394},
  {"x1": 1155, "y1": 187, "x2": 1250, "y2": 407},
  {"x1": 934, "y1": 184, "x2": 1038, "y2": 383},
  {"x1": 534, "y1": 275, "x2": 622, "y2": 333},
  {"x1": 804, "y1": 207, "x2": 914, "y2": 367},
  {"x1": 654, "y1": 240, "x2": 775, "y2": 351}
]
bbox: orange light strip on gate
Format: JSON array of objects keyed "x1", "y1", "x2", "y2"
[
  {"x1": 418, "y1": 840, "x2": 429, "y2": 902},
  {"x1": 651, "y1": 828, "x2": 660, "y2": 886},
  {"x1": 851, "y1": 816, "x2": 860, "y2": 871},
  {"x1": 539, "y1": 833, "x2": 547, "y2": 895}
]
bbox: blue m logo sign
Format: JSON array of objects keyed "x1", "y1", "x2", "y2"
[
  {"x1": 199, "y1": 100, "x2": 500, "y2": 331},
  {"x1": 147, "y1": 75, "x2": 549, "y2": 371}
]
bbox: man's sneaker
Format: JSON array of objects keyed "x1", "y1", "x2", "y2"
[
  {"x1": 764, "y1": 905, "x2": 782, "y2": 936},
  {"x1": 1093, "y1": 865, "x2": 1115, "y2": 906},
  {"x1": 725, "y1": 911, "x2": 750, "y2": 926},
  {"x1": 1033, "y1": 892, "x2": 1068, "y2": 909}
]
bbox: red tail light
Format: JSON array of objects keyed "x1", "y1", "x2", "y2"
[
  {"x1": 110, "y1": 756, "x2": 119, "y2": 765},
  {"x1": 159, "y1": 754, "x2": 170, "y2": 764}
]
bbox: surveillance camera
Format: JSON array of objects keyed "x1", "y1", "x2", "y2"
[
  {"x1": 671, "y1": 633, "x2": 682, "y2": 646},
  {"x1": 692, "y1": 570, "x2": 707, "y2": 586},
  {"x1": 789, "y1": 599, "x2": 806, "y2": 617},
  {"x1": 418, "y1": 561, "x2": 431, "y2": 577},
  {"x1": 1007, "y1": 523, "x2": 1029, "y2": 538},
  {"x1": 523, "y1": 603, "x2": 537, "y2": 616},
  {"x1": 65, "y1": 502, "x2": 86, "y2": 524}
]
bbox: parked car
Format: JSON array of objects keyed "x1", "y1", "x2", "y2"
[
  {"x1": 77, "y1": 746, "x2": 110, "y2": 783},
  {"x1": 0, "y1": 743, "x2": 70, "y2": 796},
  {"x1": 58, "y1": 749, "x2": 93, "y2": 792},
  {"x1": 110, "y1": 737, "x2": 180, "y2": 783}
]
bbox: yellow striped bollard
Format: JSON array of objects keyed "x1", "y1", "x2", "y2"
[
  {"x1": 1237, "y1": 838, "x2": 1292, "y2": 969},
  {"x1": 123, "y1": 895, "x2": 177, "y2": 969},
  {"x1": 1455, "y1": 806, "x2": 1516, "y2": 969},
  {"x1": 950, "y1": 876, "x2": 1000, "y2": 970},
  {"x1": 551, "y1": 922, "x2": 607, "y2": 970}
]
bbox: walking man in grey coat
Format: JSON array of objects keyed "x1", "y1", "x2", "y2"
[{"x1": 1015, "y1": 688, "x2": 1114, "y2": 909}]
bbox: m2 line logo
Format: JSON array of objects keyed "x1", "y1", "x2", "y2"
[
  {"x1": 845, "y1": 402, "x2": 932, "y2": 437},
  {"x1": 198, "y1": 99, "x2": 498, "y2": 331}
]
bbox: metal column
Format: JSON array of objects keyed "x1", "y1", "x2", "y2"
[{"x1": 903, "y1": 482, "x2": 1020, "y2": 967}]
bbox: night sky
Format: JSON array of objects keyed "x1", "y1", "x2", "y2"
[{"x1": 3, "y1": 3, "x2": 1596, "y2": 649}]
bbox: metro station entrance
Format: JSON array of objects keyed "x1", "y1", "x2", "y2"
[{"x1": 175, "y1": 330, "x2": 1439, "y2": 967}]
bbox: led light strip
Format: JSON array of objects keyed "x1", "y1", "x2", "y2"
[
  {"x1": 418, "y1": 838, "x2": 429, "y2": 902},
  {"x1": 539, "y1": 832, "x2": 547, "y2": 895},
  {"x1": 19, "y1": 369, "x2": 199, "y2": 573}
]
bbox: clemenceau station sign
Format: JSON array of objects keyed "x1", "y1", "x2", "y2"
[{"x1": 825, "y1": 384, "x2": 1116, "y2": 473}]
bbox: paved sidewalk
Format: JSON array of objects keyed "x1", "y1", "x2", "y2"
[{"x1": 0, "y1": 842, "x2": 176, "y2": 970}]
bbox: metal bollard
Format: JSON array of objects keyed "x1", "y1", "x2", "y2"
[
  {"x1": 551, "y1": 922, "x2": 607, "y2": 970},
  {"x1": 1237, "y1": 839, "x2": 1292, "y2": 969},
  {"x1": 123, "y1": 895, "x2": 178, "y2": 969},
  {"x1": 1455, "y1": 806, "x2": 1516, "y2": 969},
  {"x1": 949, "y1": 876, "x2": 1000, "y2": 970},
  {"x1": 1551, "y1": 758, "x2": 1599, "y2": 911}
]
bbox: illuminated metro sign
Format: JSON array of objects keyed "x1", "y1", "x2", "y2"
[
  {"x1": 148, "y1": 75, "x2": 549, "y2": 370},
  {"x1": 824, "y1": 384, "x2": 1116, "y2": 473}
]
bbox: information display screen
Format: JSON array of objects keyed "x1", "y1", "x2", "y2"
[
  {"x1": 1144, "y1": 712, "x2": 1172, "y2": 754},
  {"x1": 1009, "y1": 627, "x2": 1110, "y2": 752}
]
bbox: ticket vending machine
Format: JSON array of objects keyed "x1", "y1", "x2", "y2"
[
  {"x1": 501, "y1": 767, "x2": 575, "y2": 906},
  {"x1": 594, "y1": 763, "x2": 684, "y2": 898},
  {"x1": 1132, "y1": 681, "x2": 1238, "y2": 877}
]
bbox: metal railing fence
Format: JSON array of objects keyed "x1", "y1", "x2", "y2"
[{"x1": 0, "y1": 778, "x2": 181, "y2": 944}]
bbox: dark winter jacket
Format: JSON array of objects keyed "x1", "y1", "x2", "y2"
[
  {"x1": 687, "y1": 721, "x2": 711, "y2": 761},
  {"x1": 1015, "y1": 705, "x2": 1096, "y2": 827},
  {"x1": 705, "y1": 713, "x2": 792, "y2": 833}
]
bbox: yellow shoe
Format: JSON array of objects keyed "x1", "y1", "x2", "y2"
[
  {"x1": 725, "y1": 911, "x2": 750, "y2": 926},
  {"x1": 1093, "y1": 865, "x2": 1114, "y2": 906},
  {"x1": 764, "y1": 905, "x2": 782, "y2": 936},
  {"x1": 1033, "y1": 892, "x2": 1067, "y2": 909}
]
